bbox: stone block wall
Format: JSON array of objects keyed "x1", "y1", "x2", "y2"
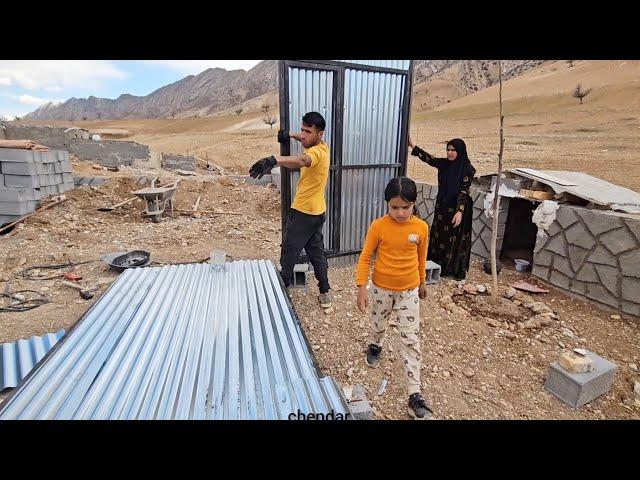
[
  {"x1": 3, "y1": 124, "x2": 88, "y2": 149},
  {"x1": 68, "y1": 140, "x2": 150, "y2": 167},
  {"x1": 532, "y1": 205, "x2": 640, "y2": 316},
  {"x1": 3, "y1": 124, "x2": 148, "y2": 168},
  {"x1": 161, "y1": 153, "x2": 196, "y2": 172}
]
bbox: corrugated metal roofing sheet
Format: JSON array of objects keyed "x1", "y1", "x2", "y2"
[
  {"x1": 338, "y1": 60, "x2": 411, "y2": 70},
  {"x1": 510, "y1": 169, "x2": 640, "y2": 214},
  {"x1": 0, "y1": 330, "x2": 65, "y2": 391},
  {"x1": 0, "y1": 260, "x2": 349, "y2": 419}
]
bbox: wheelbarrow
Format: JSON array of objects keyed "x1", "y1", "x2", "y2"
[{"x1": 132, "y1": 182, "x2": 178, "y2": 223}]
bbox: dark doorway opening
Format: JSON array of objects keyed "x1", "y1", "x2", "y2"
[{"x1": 500, "y1": 198, "x2": 538, "y2": 270}]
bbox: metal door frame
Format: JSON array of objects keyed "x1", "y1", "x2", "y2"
[{"x1": 279, "y1": 60, "x2": 414, "y2": 260}]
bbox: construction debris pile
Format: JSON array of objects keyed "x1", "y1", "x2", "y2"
[{"x1": 0, "y1": 148, "x2": 74, "y2": 226}]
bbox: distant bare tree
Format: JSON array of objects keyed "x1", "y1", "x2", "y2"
[
  {"x1": 82, "y1": 115, "x2": 87, "y2": 121},
  {"x1": 261, "y1": 103, "x2": 270, "y2": 114},
  {"x1": 263, "y1": 115, "x2": 277, "y2": 130},
  {"x1": 573, "y1": 84, "x2": 592, "y2": 104},
  {"x1": 14, "y1": 116, "x2": 20, "y2": 121},
  {"x1": 235, "y1": 107, "x2": 243, "y2": 116},
  {"x1": 97, "y1": 112, "x2": 103, "y2": 120},
  {"x1": 567, "y1": 60, "x2": 575, "y2": 68}
]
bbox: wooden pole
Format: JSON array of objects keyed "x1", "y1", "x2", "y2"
[{"x1": 490, "y1": 60, "x2": 505, "y2": 296}]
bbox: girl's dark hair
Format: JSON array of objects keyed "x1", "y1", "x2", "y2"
[{"x1": 384, "y1": 177, "x2": 417, "y2": 203}]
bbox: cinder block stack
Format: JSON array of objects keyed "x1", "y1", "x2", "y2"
[{"x1": 0, "y1": 148, "x2": 74, "y2": 225}]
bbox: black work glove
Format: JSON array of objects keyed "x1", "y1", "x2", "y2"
[
  {"x1": 249, "y1": 155, "x2": 277, "y2": 179},
  {"x1": 277, "y1": 129, "x2": 290, "y2": 144}
]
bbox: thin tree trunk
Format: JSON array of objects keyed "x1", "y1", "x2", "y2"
[{"x1": 490, "y1": 60, "x2": 505, "y2": 296}]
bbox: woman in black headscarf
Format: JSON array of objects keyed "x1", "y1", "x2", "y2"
[{"x1": 409, "y1": 137, "x2": 476, "y2": 280}]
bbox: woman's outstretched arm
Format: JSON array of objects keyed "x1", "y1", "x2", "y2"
[{"x1": 408, "y1": 137, "x2": 444, "y2": 168}]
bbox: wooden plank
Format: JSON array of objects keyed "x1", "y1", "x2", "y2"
[{"x1": 519, "y1": 188, "x2": 554, "y2": 200}]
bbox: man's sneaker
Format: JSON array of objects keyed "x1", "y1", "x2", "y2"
[
  {"x1": 319, "y1": 292, "x2": 332, "y2": 308},
  {"x1": 365, "y1": 344, "x2": 382, "y2": 368},
  {"x1": 408, "y1": 393, "x2": 433, "y2": 420}
]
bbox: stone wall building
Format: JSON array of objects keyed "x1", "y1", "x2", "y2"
[{"x1": 415, "y1": 169, "x2": 640, "y2": 316}]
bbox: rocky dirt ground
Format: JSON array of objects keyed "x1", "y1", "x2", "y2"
[
  {"x1": 0, "y1": 160, "x2": 282, "y2": 344},
  {"x1": 1, "y1": 162, "x2": 638, "y2": 419},
  {"x1": 292, "y1": 264, "x2": 640, "y2": 420}
]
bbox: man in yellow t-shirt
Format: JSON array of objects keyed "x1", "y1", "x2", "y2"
[{"x1": 249, "y1": 112, "x2": 332, "y2": 307}]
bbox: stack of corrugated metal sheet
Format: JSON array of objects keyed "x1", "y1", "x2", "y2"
[
  {"x1": 0, "y1": 260, "x2": 349, "y2": 419},
  {"x1": 0, "y1": 330, "x2": 66, "y2": 391},
  {"x1": 0, "y1": 148, "x2": 74, "y2": 225}
]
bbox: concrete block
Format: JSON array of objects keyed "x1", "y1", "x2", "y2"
[
  {"x1": 242, "y1": 175, "x2": 272, "y2": 186},
  {"x1": 161, "y1": 153, "x2": 197, "y2": 172},
  {"x1": 0, "y1": 200, "x2": 38, "y2": 215},
  {"x1": 271, "y1": 167, "x2": 281, "y2": 193},
  {"x1": 3, "y1": 174, "x2": 39, "y2": 188},
  {"x1": 40, "y1": 151, "x2": 57, "y2": 163},
  {"x1": 62, "y1": 172, "x2": 74, "y2": 184},
  {"x1": 292, "y1": 263, "x2": 309, "y2": 288},
  {"x1": 59, "y1": 160, "x2": 73, "y2": 173},
  {"x1": 491, "y1": 176, "x2": 528, "y2": 195},
  {"x1": 38, "y1": 174, "x2": 51, "y2": 186},
  {"x1": 0, "y1": 162, "x2": 38, "y2": 175},
  {"x1": 344, "y1": 384, "x2": 374, "y2": 420},
  {"x1": 0, "y1": 187, "x2": 40, "y2": 202},
  {"x1": 545, "y1": 350, "x2": 617, "y2": 408},
  {"x1": 0, "y1": 149, "x2": 35, "y2": 163},
  {"x1": 426, "y1": 260, "x2": 441, "y2": 285},
  {"x1": 0, "y1": 173, "x2": 3, "y2": 187},
  {"x1": 0, "y1": 214, "x2": 22, "y2": 225}
]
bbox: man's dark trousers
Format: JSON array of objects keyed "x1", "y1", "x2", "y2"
[{"x1": 280, "y1": 208, "x2": 330, "y2": 293}]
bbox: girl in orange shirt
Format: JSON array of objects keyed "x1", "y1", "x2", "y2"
[{"x1": 355, "y1": 177, "x2": 433, "y2": 419}]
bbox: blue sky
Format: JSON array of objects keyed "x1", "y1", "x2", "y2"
[{"x1": 0, "y1": 60, "x2": 262, "y2": 120}]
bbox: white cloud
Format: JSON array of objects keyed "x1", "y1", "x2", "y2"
[
  {"x1": 0, "y1": 77, "x2": 11, "y2": 86},
  {"x1": 145, "y1": 60, "x2": 262, "y2": 75},
  {"x1": 0, "y1": 60, "x2": 127, "y2": 91},
  {"x1": 18, "y1": 94, "x2": 62, "y2": 106},
  {"x1": 0, "y1": 114, "x2": 16, "y2": 121}
]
